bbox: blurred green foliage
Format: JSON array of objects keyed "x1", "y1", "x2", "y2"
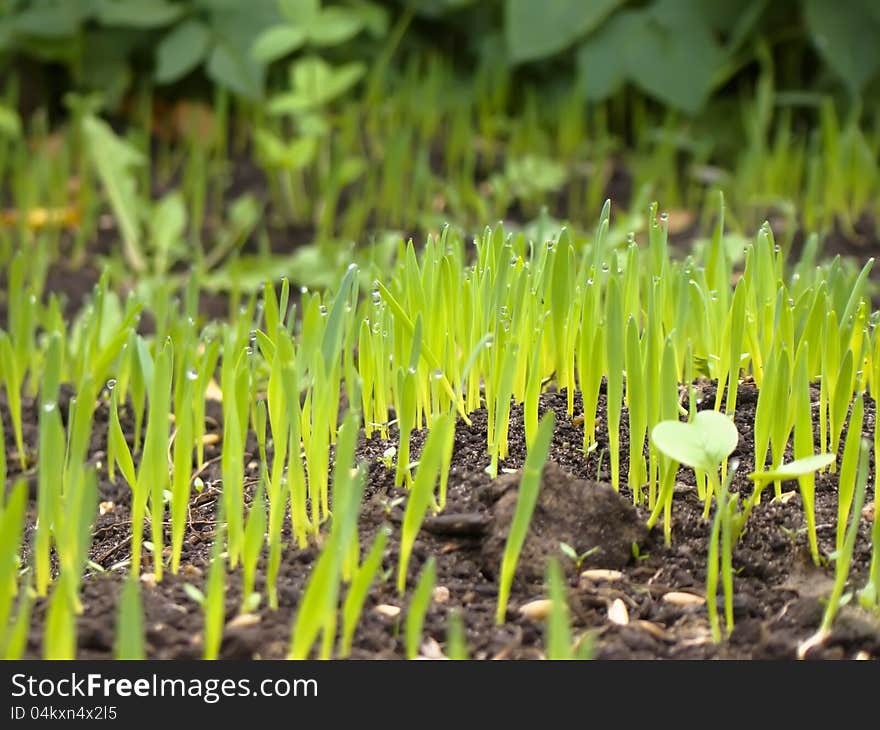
[{"x1": 1, "y1": 0, "x2": 879, "y2": 115}]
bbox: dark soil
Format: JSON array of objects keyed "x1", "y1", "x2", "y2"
[{"x1": 4, "y1": 378, "x2": 879, "y2": 661}]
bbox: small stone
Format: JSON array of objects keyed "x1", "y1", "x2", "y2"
[
  {"x1": 432, "y1": 586, "x2": 450, "y2": 604},
  {"x1": 99, "y1": 501, "x2": 115, "y2": 516},
  {"x1": 662, "y1": 591, "x2": 705, "y2": 607},
  {"x1": 518, "y1": 599, "x2": 553, "y2": 621},
  {"x1": 140, "y1": 572, "x2": 157, "y2": 588},
  {"x1": 862, "y1": 502, "x2": 875, "y2": 522},
  {"x1": 374, "y1": 604, "x2": 401, "y2": 619},
  {"x1": 201, "y1": 433, "x2": 221, "y2": 446},
  {"x1": 607, "y1": 598, "x2": 629, "y2": 626}
]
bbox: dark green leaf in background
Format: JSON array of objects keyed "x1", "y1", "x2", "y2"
[
  {"x1": 804, "y1": 0, "x2": 880, "y2": 95},
  {"x1": 155, "y1": 19, "x2": 211, "y2": 83},
  {"x1": 577, "y1": 4, "x2": 726, "y2": 113},
  {"x1": 506, "y1": 0, "x2": 623, "y2": 63},
  {"x1": 95, "y1": 0, "x2": 184, "y2": 28}
]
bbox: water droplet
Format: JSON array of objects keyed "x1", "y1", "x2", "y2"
[
  {"x1": 186, "y1": 368, "x2": 198, "y2": 381},
  {"x1": 300, "y1": 286, "x2": 308, "y2": 295},
  {"x1": 407, "y1": 366, "x2": 417, "y2": 375},
  {"x1": 245, "y1": 347, "x2": 253, "y2": 356},
  {"x1": 601, "y1": 262, "x2": 610, "y2": 273},
  {"x1": 42, "y1": 401, "x2": 57, "y2": 413},
  {"x1": 431, "y1": 369, "x2": 444, "y2": 381},
  {"x1": 660, "y1": 212, "x2": 669, "y2": 222},
  {"x1": 106, "y1": 378, "x2": 117, "y2": 391},
  {"x1": 319, "y1": 305, "x2": 328, "y2": 317}
]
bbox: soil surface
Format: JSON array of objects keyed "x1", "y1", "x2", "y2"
[{"x1": 4, "y1": 378, "x2": 879, "y2": 660}]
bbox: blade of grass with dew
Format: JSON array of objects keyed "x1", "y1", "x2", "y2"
[
  {"x1": 376, "y1": 280, "x2": 468, "y2": 423},
  {"x1": 605, "y1": 278, "x2": 624, "y2": 491},
  {"x1": 289, "y1": 414, "x2": 365, "y2": 659},
  {"x1": 625, "y1": 316, "x2": 647, "y2": 503},
  {"x1": 793, "y1": 342, "x2": 822, "y2": 562},
  {"x1": 829, "y1": 349, "x2": 854, "y2": 471},
  {"x1": 405, "y1": 557, "x2": 436, "y2": 660},
  {"x1": 35, "y1": 398, "x2": 64, "y2": 597},
  {"x1": 134, "y1": 342, "x2": 172, "y2": 580},
  {"x1": 496, "y1": 412, "x2": 555, "y2": 624},
  {"x1": 108, "y1": 385, "x2": 136, "y2": 489},
  {"x1": 836, "y1": 394, "x2": 865, "y2": 553},
  {"x1": 398, "y1": 412, "x2": 453, "y2": 594},
  {"x1": 488, "y1": 343, "x2": 518, "y2": 478},
  {"x1": 646, "y1": 336, "x2": 681, "y2": 545},
  {"x1": 241, "y1": 477, "x2": 267, "y2": 613},
  {"x1": 170, "y1": 366, "x2": 196, "y2": 574}
]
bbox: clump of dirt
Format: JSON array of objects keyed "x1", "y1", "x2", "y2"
[{"x1": 480, "y1": 462, "x2": 647, "y2": 581}]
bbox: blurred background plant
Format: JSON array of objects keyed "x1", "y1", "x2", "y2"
[{"x1": 0, "y1": 0, "x2": 878, "y2": 295}]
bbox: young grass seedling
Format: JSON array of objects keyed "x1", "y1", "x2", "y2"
[
  {"x1": 445, "y1": 609, "x2": 469, "y2": 660},
  {"x1": 114, "y1": 576, "x2": 146, "y2": 660},
  {"x1": 405, "y1": 557, "x2": 436, "y2": 660},
  {"x1": 496, "y1": 412, "x2": 555, "y2": 624},
  {"x1": 340, "y1": 527, "x2": 389, "y2": 658},
  {"x1": 544, "y1": 556, "x2": 573, "y2": 660},
  {"x1": 398, "y1": 412, "x2": 454, "y2": 594},
  {"x1": 799, "y1": 439, "x2": 871, "y2": 658}
]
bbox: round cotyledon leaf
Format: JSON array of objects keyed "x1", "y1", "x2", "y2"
[{"x1": 651, "y1": 410, "x2": 738, "y2": 473}]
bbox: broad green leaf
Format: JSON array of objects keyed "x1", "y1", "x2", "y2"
[
  {"x1": 251, "y1": 25, "x2": 307, "y2": 63},
  {"x1": 207, "y1": 40, "x2": 264, "y2": 99},
  {"x1": 308, "y1": 8, "x2": 364, "y2": 46},
  {"x1": 651, "y1": 410, "x2": 738, "y2": 473},
  {"x1": 804, "y1": 0, "x2": 880, "y2": 95},
  {"x1": 96, "y1": 0, "x2": 183, "y2": 28},
  {"x1": 155, "y1": 19, "x2": 211, "y2": 83},
  {"x1": 506, "y1": 0, "x2": 622, "y2": 63},
  {"x1": 279, "y1": 0, "x2": 319, "y2": 24},
  {"x1": 576, "y1": 8, "x2": 725, "y2": 113}
]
